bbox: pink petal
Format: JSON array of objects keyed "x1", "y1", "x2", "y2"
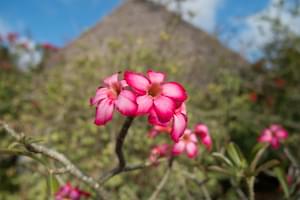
[
  {"x1": 136, "y1": 95, "x2": 153, "y2": 114},
  {"x1": 147, "y1": 70, "x2": 165, "y2": 83},
  {"x1": 103, "y1": 73, "x2": 119, "y2": 86},
  {"x1": 171, "y1": 113, "x2": 187, "y2": 142},
  {"x1": 176, "y1": 102, "x2": 187, "y2": 115},
  {"x1": 172, "y1": 141, "x2": 185, "y2": 155},
  {"x1": 189, "y1": 133, "x2": 198, "y2": 143},
  {"x1": 157, "y1": 144, "x2": 169, "y2": 156},
  {"x1": 115, "y1": 90, "x2": 137, "y2": 116},
  {"x1": 258, "y1": 130, "x2": 273, "y2": 142},
  {"x1": 201, "y1": 136, "x2": 212, "y2": 151},
  {"x1": 270, "y1": 124, "x2": 281, "y2": 132},
  {"x1": 94, "y1": 99, "x2": 114, "y2": 125},
  {"x1": 271, "y1": 138, "x2": 280, "y2": 149},
  {"x1": 275, "y1": 129, "x2": 288, "y2": 139},
  {"x1": 124, "y1": 71, "x2": 150, "y2": 94},
  {"x1": 162, "y1": 82, "x2": 187, "y2": 102},
  {"x1": 186, "y1": 142, "x2": 198, "y2": 158},
  {"x1": 148, "y1": 109, "x2": 168, "y2": 126},
  {"x1": 148, "y1": 129, "x2": 159, "y2": 138},
  {"x1": 194, "y1": 123, "x2": 209, "y2": 138},
  {"x1": 153, "y1": 96, "x2": 175, "y2": 123},
  {"x1": 120, "y1": 80, "x2": 128, "y2": 88},
  {"x1": 90, "y1": 87, "x2": 108, "y2": 105}
]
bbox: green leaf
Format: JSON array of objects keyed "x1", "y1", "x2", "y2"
[
  {"x1": 250, "y1": 144, "x2": 268, "y2": 172},
  {"x1": 226, "y1": 143, "x2": 247, "y2": 168},
  {"x1": 255, "y1": 159, "x2": 279, "y2": 175},
  {"x1": 274, "y1": 167, "x2": 290, "y2": 199},
  {"x1": 212, "y1": 152, "x2": 233, "y2": 167}
]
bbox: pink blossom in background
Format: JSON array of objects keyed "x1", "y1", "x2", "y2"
[
  {"x1": 194, "y1": 123, "x2": 212, "y2": 151},
  {"x1": 172, "y1": 129, "x2": 198, "y2": 158},
  {"x1": 149, "y1": 144, "x2": 170, "y2": 164},
  {"x1": 249, "y1": 91, "x2": 258, "y2": 103},
  {"x1": 90, "y1": 73, "x2": 138, "y2": 125},
  {"x1": 148, "y1": 125, "x2": 171, "y2": 138},
  {"x1": 124, "y1": 70, "x2": 187, "y2": 124},
  {"x1": 42, "y1": 43, "x2": 58, "y2": 51},
  {"x1": 55, "y1": 182, "x2": 90, "y2": 200},
  {"x1": 258, "y1": 124, "x2": 288, "y2": 149}
]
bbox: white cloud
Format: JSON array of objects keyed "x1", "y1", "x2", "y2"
[
  {"x1": 152, "y1": 0, "x2": 224, "y2": 32},
  {"x1": 231, "y1": 0, "x2": 300, "y2": 60}
]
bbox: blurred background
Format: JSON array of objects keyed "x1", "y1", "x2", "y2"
[{"x1": 0, "y1": 0, "x2": 300, "y2": 199}]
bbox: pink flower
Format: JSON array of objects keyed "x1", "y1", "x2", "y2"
[
  {"x1": 172, "y1": 129, "x2": 198, "y2": 158},
  {"x1": 124, "y1": 70, "x2": 187, "y2": 123},
  {"x1": 55, "y1": 182, "x2": 90, "y2": 200},
  {"x1": 149, "y1": 144, "x2": 170, "y2": 164},
  {"x1": 258, "y1": 124, "x2": 288, "y2": 149},
  {"x1": 194, "y1": 123, "x2": 212, "y2": 151},
  {"x1": 90, "y1": 73, "x2": 138, "y2": 125},
  {"x1": 148, "y1": 103, "x2": 187, "y2": 142}
]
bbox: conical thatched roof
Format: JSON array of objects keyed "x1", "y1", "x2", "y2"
[{"x1": 49, "y1": 0, "x2": 248, "y2": 85}]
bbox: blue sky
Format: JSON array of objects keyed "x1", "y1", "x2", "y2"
[
  {"x1": 0, "y1": 0, "x2": 121, "y2": 45},
  {"x1": 4, "y1": 0, "x2": 298, "y2": 61},
  {"x1": 0, "y1": 0, "x2": 269, "y2": 46}
]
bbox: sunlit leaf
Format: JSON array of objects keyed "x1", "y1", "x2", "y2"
[{"x1": 274, "y1": 167, "x2": 290, "y2": 199}]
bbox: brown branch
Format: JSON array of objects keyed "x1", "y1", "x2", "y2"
[
  {"x1": 115, "y1": 117, "x2": 135, "y2": 169},
  {"x1": 0, "y1": 122, "x2": 108, "y2": 199},
  {"x1": 100, "y1": 158, "x2": 168, "y2": 183},
  {"x1": 99, "y1": 117, "x2": 135, "y2": 183},
  {"x1": 49, "y1": 167, "x2": 71, "y2": 175}
]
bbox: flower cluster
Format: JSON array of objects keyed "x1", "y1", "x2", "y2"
[
  {"x1": 55, "y1": 182, "x2": 90, "y2": 200},
  {"x1": 91, "y1": 70, "x2": 188, "y2": 141},
  {"x1": 258, "y1": 124, "x2": 288, "y2": 149},
  {"x1": 148, "y1": 123, "x2": 212, "y2": 160},
  {"x1": 91, "y1": 71, "x2": 212, "y2": 160}
]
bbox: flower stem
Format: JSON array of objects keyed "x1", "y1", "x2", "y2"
[
  {"x1": 115, "y1": 117, "x2": 135, "y2": 169},
  {"x1": 246, "y1": 177, "x2": 255, "y2": 200}
]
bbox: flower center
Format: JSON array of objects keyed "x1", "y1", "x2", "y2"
[
  {"x1": 148, "y1": 83, "x2": 162, "y2": 97},
  {"x1": 182, "y1": 134, "x2": 190, "y2": 142},
  {"x1": 108, "y1": 83, "x2": 121, "y2": 100}
]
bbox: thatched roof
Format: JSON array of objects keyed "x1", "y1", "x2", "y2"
[{"x1": 48, "y1": 0, "x2": 248, "y2": 85}]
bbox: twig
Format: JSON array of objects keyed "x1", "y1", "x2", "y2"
[
  {"x1": 99, "y1": 117, "x2": 134, "y2": 182},
  {"x1": 100, "y1": 158, "x2": 168, "y2": 183},
  {"x1": 182, "y1": 170, "x2": 209, "y2": 187},
  {"x1": 115, "y1": 117, "x2": 135, "y2": 169},
  {"x1": 49, "y1": 167, "x2": 71, "y2": 175},
  {"x1": 0, "y1": 122, "x2": 108, "y2": 199},
  {"x1": 148, "y1": 168, "x2": 171, "y2": 200}
]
